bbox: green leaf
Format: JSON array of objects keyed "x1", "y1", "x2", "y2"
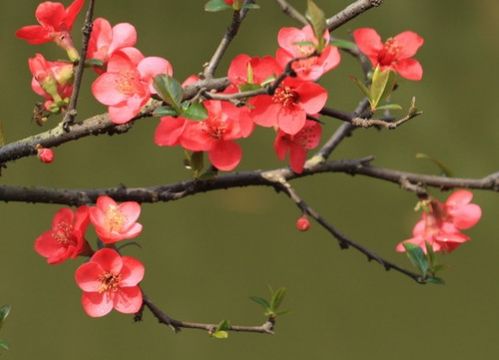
[
  {"x1": 239, "y1": 83, "x2": 262, "y2": 92},
  {"x1": 375, "y1": 104, "x2": 402, "y2": 112},
  {"x1": 242, "y1": 3, "x2": 260, "y2": 10},
  {"x1": 152, "y1": 106, "x2": 178, "y2": 118},
  {"x1": 270, "y1": 287, "x2": 287, "y2": 311},
  {"x1": 425, "y1": 276, "x2": 445, "y2": 285},
  {"x1": 182, "y1": 102, "x2": 208, "y2": 121},
  {"x1": 293, "y1": 40, "x2": 316, "y2": 48},
  {"x1": 306, "y1": 0, "x2": 326, "y2": 51},
  {"x1": 85, "y1": 58, "x2": 104, "y2": 68},
  {"x1": 350, "y1": 76, "x2": 371, "y2": 99},
  {"x1": 153, "y1": 75, "x2": 184, "y2": 113},
  {"x1": 190, "y1": 151, "x2": 204, "y2": 178},
  {"x1": 403, "y1": 243, "x2": 429, "y2": 277},
  {"x1": 249, "y1": 296, "x2": 271, "y2": 309},
  {"x1": 0, "y1": 305, "x2": 10, "y2": 323},
  {"x1": 211, "y1": 330, "x2": 229, "y2": 339},
  {"x1": 415, "y1": 153, "x2": 454, "y2": 177},
  {"x1": 0, "y1": 340, "x2": 8, "y2": 351},
  {"x1": 216, "y1": 319, "x2": 231, "y2": 331},
  {"x1": 369, "y1": 66, "x2": 395, "y2": 110},
  {"x1": 204, "y1": 0, "x2": 231, "y2": 12},
  {"x1": 330, "y1": 39, "x2": 357, "y2": 52}
]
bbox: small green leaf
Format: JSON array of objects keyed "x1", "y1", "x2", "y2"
[
  {"x1": 0, "y1": 340, "x2": 9, "y2": 351},
  {"x1": 425, "y1": 276, "x2": 445, "y2": 285},
  {"x1": 293, "y1": 40, "x2": 316, "y2": 48},
  {"x1": 239, "y1": 83, "x2": 262, "y2": 92},
  {"x1": 205, "y1": 0, "x2": 231, "y2": 12},
  {"x1": 217, "y1": 320, "x2": 231, "y2": 331},
  {"x1": 153, "y1": 75, "x2": 184, "y2": 113},
  {"x1": 330, "y1": 39, "x2": 357, "y2": 52},
  {"x1": 351, "y1": 76, "x2": 371, "y2": 99},
  {"x1": 85, "y1": 58, "x2": 105, "y2": 68},
  {"x1": 182, "y1": 102, "x2": 208, "y2": 121},
  {"x1": 306, "y1": 0, "x2": 326, "y2": 51},
  {"x1": 270, "y1": 287, "x2": 287, "y2": 311},
  {"x1": 152, "y1": 106, "x2": 178, "y2": 118},
  {"x1": 242, "y1": 3, "x2": 260, "y2": 10},
  {"x1": 415, "y1": 153, "x2": 454, "y2": 177},
  {"x1": 211, "y1": 330, "x2": 229, "y2": 339},
  {"x1": 403, "y1": 243, "x2": 429, "y2": 276},
  {"x1": 249, "y1": 296, "x2": 271, "y2": 309},
  {"x1": 0, "y1": 305, "x2": 10, "y2": 323},
  {"x1": 375, "y1": 104, "x2": 402, "y2": 112},
  {"x1": 190, "y1": 151, "x2": 204, "y2": 178},
  {"x1": 369, "y1": 66, "x2": 395, "y2": 110}
]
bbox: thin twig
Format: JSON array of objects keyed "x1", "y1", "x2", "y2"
[
  {"x1": 274, "y1": 0, "x2": 307, "y2": 25},
  {"x1": 275, "y1": 180, "x2": 423, "y2": 283},
  {"x1": 203, "y1": 1, "x2": 253, "y2": 79},
  {"x1": 62, "y1": 0, "x2": 96, "y2": 130},
  {"x1": 327, "y1": 0, "x2": 383, "y2": 31},
  {"x1": 142, "y1": 295, "x2": 274, "y2": 335}
]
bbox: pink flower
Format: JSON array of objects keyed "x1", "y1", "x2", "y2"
[
  {"x1": 228, "y1": 54, "x2": 281, "y2": 89},
  {"x1": 89, "y1": 195, "x2": 143, "y2": 244},
  {"x1": 353, "y1": 28, "x2": 424, "y2": 81},
  {"x1": 34, "y1": 206, "x2": 90, "y2": 264},
  {"x1": 396, "y1": 190, "x2": 481, "y2": 253},
  {"x1": 274, "y1": 119, "x2": 322, "y2": 173},
  {"x1": 180, "y1": 100, "x2": 251, "y2": 171},
  {"x1": 37, "y1": 147, "x2": 55, "y2": 163},
  {"x1": 92, "y1": 51, "x2": 173, "y2": 124},
  {"x1": 87, "y1": 18, "x2": 138, "y2": 71},
  {"x1": 16, "y1": 0, "x2": 84, "y2": 60},
  {"x1": 29, "y1": 53, "x2": 74, "y2": 112},
  {"x1": 250, "y1": 77, "x2": 326, "y2": 135},
  {"x1": 276, "y1": 25, "x2": 341, "y2": 81},
  {"x1": 296, "y1": 216, "x2": 310, "y2": 232},
  {"x1": 224, "y1": 0, "x2": 235, "y2": 4},
  {"x1": 75, "y1": 248, "x2": 144, "y2": 317}
]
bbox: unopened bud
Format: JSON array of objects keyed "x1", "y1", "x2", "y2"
[
  {"x1": 296, "y1": 216, "x2": 310, "y2": 232},
  {"x1": 37, "y1": 147, "x2": 54, "y2": 164}
]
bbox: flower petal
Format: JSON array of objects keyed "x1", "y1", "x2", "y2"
[
  {"x1": 65, "y1": 0, "x2": 85, "y2": 30},
  {"x1": 289, "y1": 143, "x2": 307, "y2": 173},
  {"x1": 353, "y1": 28, "x2": 384, "y2": 60},
  {"x1": 35, "y1": 2, "x2": 65, "y2": 29},
  {"x1": 90, "y1": 248, "x2": 123, "y2": 274},
  {"x1": 209, "y1": 140, "x2": 242, "y2": 171},
  {"x1": 15, "y1": 25, "x2": 51, "y2": 44},
  {"x1": 75, "y1": 262, "x2": 104, "y2": 292},
  {"x1": 120, "y1": 257, "x2": 145, "y2": 287},
  {"x1": 109, "y1": 23, "x2": 137, "y2": 54},
  {"x1": 113, "y1": 287, "x2": 143, "y2": 314},
  {"x1": 92, "y1": 73, "x2": 128, "y2": 105},
  {"x1": 393, "y1": 58, "x2": 423, "y2": 81},
  {"x1": 393, "y1": 31, "x2": 424, "y2": 59},
  {"x1": 154, "y1": 117, "x2": 187, "y2": 146},
  {"x1": 81, "y1": 292, "x2": 113, "y2": 317}
]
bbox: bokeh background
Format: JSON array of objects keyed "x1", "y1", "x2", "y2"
[{"x1": 0, "y1": 0, "x2": 498, "y2": 359}]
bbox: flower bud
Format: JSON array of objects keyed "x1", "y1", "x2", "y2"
[
  {"x1": 296, "y1": 216, "x2": 310, "y2": 232},
  {"x1": 37, "y1": 147, "x2": 54, "y2": 164}
]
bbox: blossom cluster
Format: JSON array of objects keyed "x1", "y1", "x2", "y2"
[{"x1": 34, "y1": 196, "x2": 145, "y2": 317}]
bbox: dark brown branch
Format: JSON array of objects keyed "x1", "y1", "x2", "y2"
[
  {"x1": 63, "y1": 0, "x2": 96, "y2": 130},
  {"x1": 142, "y1": 295, "x2": 274, "y2": 335},
  {"x1": 0, "y1": 158, "x2": 497, "y2": 207},
  {"x1": 327, "y1": 0, "x2": 383, "y2": 31},
  {"x1": 275, "y1": 181, "x2": 423, "y2": 283},
  {"x1": 274, "y1": 0, "x2": 307, "y2": 25},
  {"x1": 203, "y1": 1, "x2": 253, "y2": 79}
]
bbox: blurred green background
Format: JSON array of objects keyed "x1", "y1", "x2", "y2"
[{"x1": 0, "y1": 0, "x2": 498, "y2": 359}]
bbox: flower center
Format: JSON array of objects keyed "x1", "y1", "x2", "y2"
[
  {"x1": 98, "y1": 272, "x2": 121, "y2": 293},
  {"x1": 204, "y1": 117, "x2": 228, "y2": 140},
  {"x1": 378, "y1": 38, "x2": 401, "y2": 66},
  {"x1": 53, "y1": 221, "x2": 74, "y2": 245},
  {"x1": 117, "y1": 71, "x2": 142, "y2": 96},
  {"x1": 273, "y1": 86, "x2": 299, "y2": 108},
  {"x1": 105, "y1": 205, "x2": 126, "y2": 232}
]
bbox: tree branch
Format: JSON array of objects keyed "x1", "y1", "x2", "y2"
[
  {"x1": 63, "y1": 0, "x2": 96, "y2": 129},
  {"x1": 327, "y1": 0, "x2": 383, "y2": 31},
  {"x1": 274, "y1": 0, "x2": 307, "y2": 25},
  {"x1": 141, "y1": 295, "x2": 274, "y2": 335},
  {"x1": 203, "y1": 1, "x2": 253, "y2": 79}
]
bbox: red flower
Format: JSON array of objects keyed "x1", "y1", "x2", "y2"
[
  {"x1": 274, "y1": 119, "x2": 322, "y2": 173},
  {"x1": 37, "y1": 147, "x2": 55, "y2": 163},
  {"x1": 177, "y1": 100, "x2": 251, "y2": 171},
  {"x1": 29, "y1": 53, "x2": 74, "y2": 112},
  {"x1": 16, "y1": 0, "x2": 84, "y2": 60},
  {"x1": 89, "y1": 195, "x2": 143, "y2": 244},
  {"x1": 250, "y1": 77, "x2": 327, "y2": 135},
  {"x1": 224, "y1": 0, "x2": 235, "y2": 4},
  {"x1": 87, "y1": 18, "x2": 139, "y2": 71},
  {"x1": 396, "y1": 190, "x2": 481, "y2": 253},
  {"x1": 276, "y1": 25, "x2": 341, "y2": 81},
  {"x1": 353, "y1": 28, "x2": 424, "y2": 81},
  {"x1": 228, "y1": 54, "x2": 281, "y2": 89},
  {"x1": 34, "y1": 206, "x2": 90, "y2": 264},
  {"x1": 75, "y1": 248, "x2": 144, "y2": 317},
  {"x1": 92, "y1": 51, "x2": 173, "y2": 124}
]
